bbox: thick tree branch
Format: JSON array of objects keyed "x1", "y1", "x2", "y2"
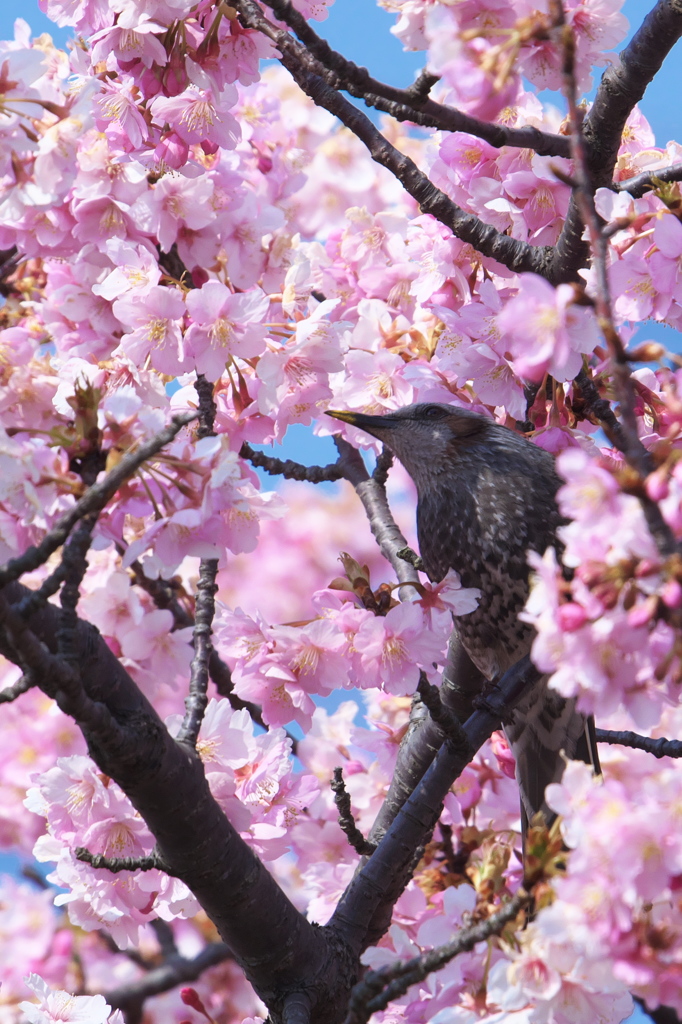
[
  {"x1": 0, "y1": 592, "x2": 126, "y2": 740},
  {"x1": 2, "y1": 580, "x2": 350, "y2": 1023},
  {"x1": 362, "y1": 637, "x2": 485, "y2": 944},
  {"x1": 260, "y1": 0, "x2": 570, "y2": 157},
  {"x1": 330, "y1": 655, "x2": 541, "y2": 955}
]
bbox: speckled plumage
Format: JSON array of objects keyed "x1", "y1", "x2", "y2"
[{"x1": 328, "y1": 402, "x2": 597, "y2": 823}]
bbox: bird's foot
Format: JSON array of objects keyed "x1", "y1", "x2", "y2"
[{"x1": 396, "y1": 546, "x2": 425, "y2": 571}]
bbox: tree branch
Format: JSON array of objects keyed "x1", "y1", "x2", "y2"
[
  {"x1": 333, "y1": 438, "x2": 421, "y2": 601},
  {"x1": 176, "y1": 557, "x2": 219, "y2": 748},
  {"x1": 260, "y1": 0, "x2": 570, "y2": 157},
  {"x1": 2, "y1": 580, "x2": 349, "y2": 1022},
  {"x1": 616, "y1": 161, "x2": 682, "y2": 196},
  {"x1": 362, "y1": 637, "x2": 486, "y2": 944},
  {"x1": 75, "y1": 847, "x2": 167, "y2": 873},
  {"x1": 596, "y1": 728, "x2": 682, "y2": 758},
  {"x1": 554, "y1": 3, "x2": 677, "y2": 557},
  {"x1": 331, "y1": 767, "x2": 376, "y2": 857},
  {"x1": 232, "y1": 0, "x2": 553, "y2": 279},
  {"x1": 0, "y1": 413, "x2": 197, "y2": 589},
  {"x1": 549, "y1": 0, "x2": 682, "y2": 282},
  {"x1": 330, "y1": 655, "x2": 541, "y2": 955},
  {"x1": 0, "y1": 671, "x2": 34, "y2": 703},
  {"x1": 342, "y1": 889, "x2": 529, "y2": 1024},
  {"x1": 104, "y1": 941, "x2": 232, "y2": 1013},
  {"x1": 240, "y1": 441, "x2": 345, "y2": 482}
]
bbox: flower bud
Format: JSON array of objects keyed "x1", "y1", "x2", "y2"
[{"x1": 557, "y1": 602, "x2": 587, "y2": 631}]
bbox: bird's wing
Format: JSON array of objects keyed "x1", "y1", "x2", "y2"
[{"x1": 504, "y1": 675, "x2": 599, "y2": 824}]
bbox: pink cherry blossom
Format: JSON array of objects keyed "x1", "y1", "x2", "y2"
[
  {"x1": 184, "y1": 282, "x2": 269, "y2": 377},
  {"x1": 497, "y1": 274, "x2": 601, "y2": 382}
]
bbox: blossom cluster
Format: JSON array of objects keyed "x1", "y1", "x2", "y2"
[
  {"x1": 23, "y1": 698, "x2": 316, "y2": 949},
  {"x1": 388, "y1": 0, "x2": 628, "y2": 115},
  {"x1": 522, "y1": 406, "x2": 682, "y2": 727},
  {"x1": 215, "y1": 568, "x2": 480, "y2": 728}
]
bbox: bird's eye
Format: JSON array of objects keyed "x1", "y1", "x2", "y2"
[{"x1": 422, "y1": 405, "x2": 445, "y2": 419}]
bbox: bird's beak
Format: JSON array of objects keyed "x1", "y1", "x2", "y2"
[{"x1": 326, "y1": 409, "x2": 398, "y2": 432}]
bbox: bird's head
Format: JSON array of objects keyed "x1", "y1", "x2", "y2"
[{"x1": 326, "y1": 403, "x2": 493, "y2": 488}]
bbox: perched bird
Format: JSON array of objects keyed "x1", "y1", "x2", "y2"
[{"x1": 327, "y1": 402, "x2": 598, "y2": 825}]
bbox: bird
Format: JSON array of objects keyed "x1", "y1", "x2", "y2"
[{"x1": 326, "y1": 401, "x2": 599, "y2": 827}]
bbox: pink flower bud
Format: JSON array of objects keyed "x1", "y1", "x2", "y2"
[
  {"x1": 557, "y1": 602, "x2": 587, "y2": 632},
  {"x1": 490, "y1": 730, "x2": 516, "y2": 779},
  {"x1": 661, "y1": 579, "x2": 682, "y2": 608},
  {"x1": 181, "y1": 989, "x2": 215, "y2": 1024},
  {"x1": 635, "y1": 558, "x2": 661, "y2": 578},
  {"x1": 257, "y1": 152, "x2": 273, "y2": 174},
  {"x1": 181, "y1": 989, "x2": 204, "y2": 1012},
  {"x1": 646, "y1": 469, "x2": 669, "y2": 502},
  {"x1": 191, "y1": 267, "x2": 210, "y2": 288},
  {"x1": 627, "y1": 595, "x2": 659, "y2": 628},
  {"x1": 154, "y1": 132, "x2": 189, "y2": 170}
]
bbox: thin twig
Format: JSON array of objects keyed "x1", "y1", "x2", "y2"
[
  {"x1": 616, "y1": 162, "x2": 682, "y2": 197},
  {"x1": 195, "y1": 374, "x2": 218, "y2": 439},
  {"x1": 57, "y1": 514, "x2": 97, "y2": 666},
  {"x1": 572, "y1": 368, "x2": 628, "y2": 450},
  {"x1": 125, "y1": 556, "x2": 297, "y2": 750},
  {"x1": 75, "y1": 847, "x2": 168, "y2": 873},
  {"x1": 0, "y1": 672, "x2": 35, "y2": 703},
  {"x1": 177, "y1": 557, "x2": 219, "y2": 748},
  {"x1": 372, "y1": 447, "x2": 393, "y2": 487},
  {"x1": 331, "y1": 767, "x2": 376, "y2": 856},
  {"x1": 343, "y1": 890, "x2": 529, "y2": 1024},
  {"x1": 240, "y1": 441, "x2": 345, "y2": 482},
  {"x1": 0, "y1": 413, "x2": 197, "y2": 589},
  {"x1": 595, "y1": 728, "x2": 682, "y2": 758},
  {"x1": 174, "y1": 378, "x2": 220, "y2": 747},
  {"x1": 333, "y1": 437, "x2": 421, "y2": 600},
  {"x1": 0, "y1": 246, "x2": 21, "y2": 297},
  {"x1": 150, "y1": 918, "x2": 178, "y2": 958},
  {"x1": 549, "y1": 0, "x2": 682, "y2": 282},
  {"x1": 104, "y1": 942, "x2": 232, "y2": 1012},
  {"x1": 416, "y1": 672, "x2": 473, "y2": 754}
]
